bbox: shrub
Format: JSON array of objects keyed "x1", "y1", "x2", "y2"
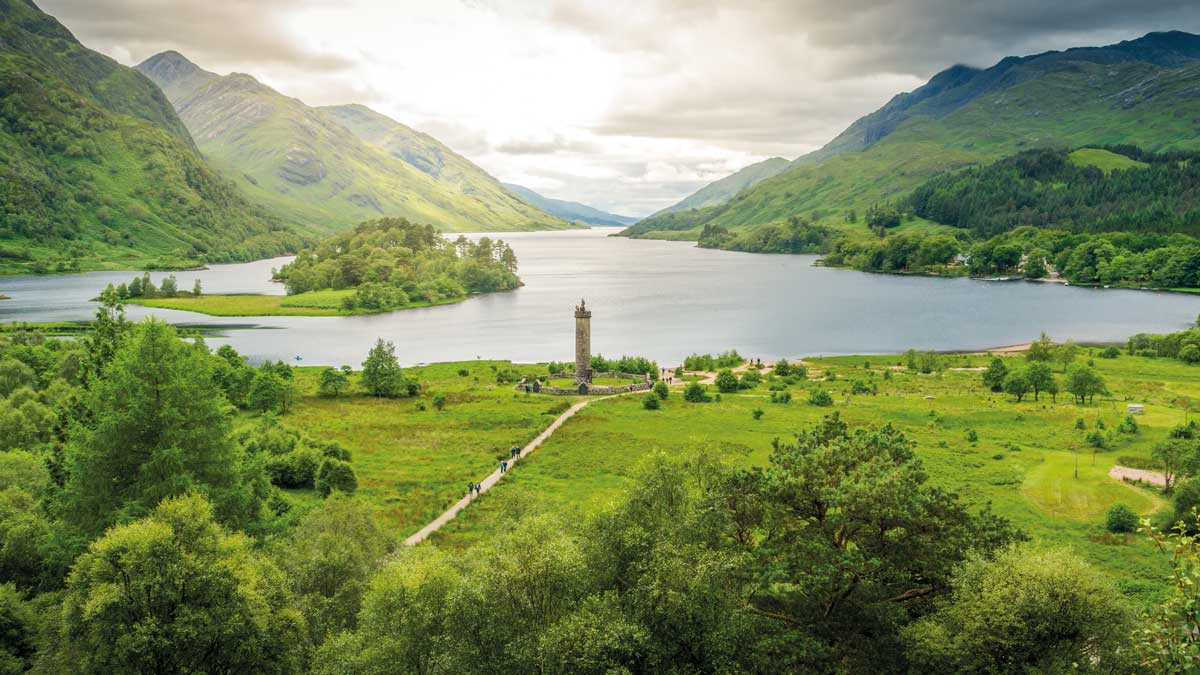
[
  {"x1": 715, "y1": 369, "x2": 739, "y2": 393},
  {"x1": 773, "y1": 359, "x2": 792, "y2": 376},
  {"x1": 1117, "y1": 415, "x2": 1138, "y2": 434},
  {"x1": 457, "y1": 368, "x2": 470, "y2": 376},
  {"x1": 1099, "y1": 346, "x2": 1121, "y2": 359},
  {"x1": 653, "y1": 380, "x2": 668, "y2": 400},
  {"x1": 1086, "y1": 429, "x2": 1107, "y2": 449},
  {"x1": 992, "y1": 453, "x2": 1005, "y2": 460},
  {"x1": 642, "y1": 394, "x2": 660, "y2": 410},
  {"x1": 1075, "y1": 417, "x2": 1086, "y2": 430},
  {"x1": 809, "y1": 388, "x2": 833, "y2": 407},
  {"x1": 850, "y1": 380, "x2": 875, "y2": 395},
  {"x1": 432, "y1": 392, "x2": 446, "y2": 411},
  {"x1": 1105, "y1": 503, "x2": 1138, "y2": 533},
  {"x1": 966, "y1": 429, "x2": 978, "y2": 443},
  {"x1": 683, "y1": 382, "x2": 709, "y2": 403},
  {"x1": 266, "y1": 446, "x2": 323, "y2": 488},
  {"x1": 739, "y1": 370, "x2": 762, "y2": 389},
  {"x1": 752, "y1": 408, "x2": 764, "y2": 420},
  {"x1": 316, "y1": 458, "x2": 357, "y2": 497},
  {"x1": 770, "y1": 391, "x2": 792, "y2": 404}
]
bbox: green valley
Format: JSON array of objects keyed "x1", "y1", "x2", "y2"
[{"x1": 0, "y1": 0, "x2": 305, "y2": 273}]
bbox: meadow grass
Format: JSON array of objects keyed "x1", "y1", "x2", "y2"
[
  {"x1": 1068, "y1": 147, "x2": 1149, "y2": 173},
  {"x1": 279, "y1": 362, "x2": 581, "y2": 533},
  {"x1": 403, "y1": 350, "x2": 1197, "y2": 605},
  {"x1": 128, "y1": 290, "x2": 465, "y2": 317},
  {"x1": 267, "y1": 349, "x2": 1200, "y2": 605}
]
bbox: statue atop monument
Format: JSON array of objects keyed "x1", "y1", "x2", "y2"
[{"x1": 574, "y1": 299, "x2": 592, "y2": 383}]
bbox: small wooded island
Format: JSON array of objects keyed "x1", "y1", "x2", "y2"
[{"x1": 119, "y1": 218, "x2": 521, "y2": 316}]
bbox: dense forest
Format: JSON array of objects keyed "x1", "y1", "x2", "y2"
[
  {"x1": 697, "y1": 216, "x2": 837, "y2": 254},
  {"x1": 812, "y1": 146, "x2": 1200, "y2": 288},
  {"x1": 275, "y1": 218, "x2": 520, "y2": 311},
  {"x1": 907, "y1": 146, "x2": 1200, "y2": 238}
]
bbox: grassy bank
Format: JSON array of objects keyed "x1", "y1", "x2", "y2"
[{"x1": 128, "y1": 289, "x2": 466, "y2": 317}]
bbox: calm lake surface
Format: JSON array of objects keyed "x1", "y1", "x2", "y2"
[{"x1": 2, "y1": 228, "x2": 1198, "y2": 367}]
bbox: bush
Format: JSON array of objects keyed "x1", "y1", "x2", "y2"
[
  {"x1": 266, "y1": 447, "x2": 322, "y2": 488},
  {"x1": 752, "y1": 408, "x2": 764, "y2": 420},
  {"x1": 1105, "y1": 503, "x2": 1138, "y2": 533},
  {"x1": 683, "y1": 382, "x2": 709, "y2": 403},
  {"x1": 850, "y1": 380, "x2": 875, "y2": 395},
  {"x1": 770, "y1": 391, "x2": 792, "y2": 404},
  {"x1": 966, "y1": 429, "x2": 978, "y2": 443},
  {"x1": 642, "y1": 394, "x2": 660, "y2": 410},
  {"x1": 1117, "y1": 415, "x2": 1138, "y2": 434},
  {"x1": 432, "y1": 392, "x2": 446, "y2": 411},
  {"x1": 739, "y1": 370, "x2": 762, "y2": 389},
  {"x1": 715, "y1": 369, "x2": 739, "y2": 393},
  {"x1": 653, "y1": 380, "x2": 668, "y2": 400},
  {"x1": 1075, "y1": 417, "x2": 1086, "y2": 430},
  {"x1": 809, "y1": 388, "x2": 833, "y2": 407},
  {"x1": 1099, "y1": 346, "x2": 1121, "y2": 359},
  {"x1": 773, "y1": 359, "x2": 792, "y2": 376},
  {"x1": 316, "y1": 458, "x2": 357, "y2": 497},
  {"x1": 1086, "y1": 429, "x2": 1107, "y2": 449}
]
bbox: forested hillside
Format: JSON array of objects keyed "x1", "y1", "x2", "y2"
[
  {"x1": 625, "y1": 31, "x2": 1200, "y2": 242},
  {"x1": 908, "y1": 146, "x2": 1200, "y2": 237},
  {"x1": 136, "y1": 52, "x2": 571, "y2": 233},
  {"x1": 0, "y1": 0, "x2": 305, "y2": 273}
]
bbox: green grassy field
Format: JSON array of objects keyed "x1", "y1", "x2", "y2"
[
  {"x1": 279, "y1": 362, "x2": 581, "y2": 532},
  {"x1": 127, "y1": 290, "x2": 466, "y2": 316},
  {"x1": 270, "y1": 349, "x2": 1200, "y2": 605},
  {"x1": 1068, "y1": 147, "x2": 1150, "y2": 173}
]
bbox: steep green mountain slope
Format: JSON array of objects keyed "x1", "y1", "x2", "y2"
[
  {"x1": 500, "y1": 183, "x2": 637, "y2": 227},
  {"x1": 0, "y1": 0, "x2": 303, "y2": 273},
  {"x1": 136, "y1": 52, "x2": 570, "y2": 233},
  {"x1": 652, "y1": 156, "x2": 790, "y2": 215},
  {"x1": 626, "y1": 31, "x2": 1200, "y2": 241}
]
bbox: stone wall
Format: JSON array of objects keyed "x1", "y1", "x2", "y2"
[{"x1": 522, "y1": 372, "x2": 653, "y2": 396}]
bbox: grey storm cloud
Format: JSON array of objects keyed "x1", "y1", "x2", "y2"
[
  {"x1": 37, "y1": 0, "x2": 353, "y2": 72},
  {"x1": 550, "y1": 0, "x2": 1200, "y2": 150}
]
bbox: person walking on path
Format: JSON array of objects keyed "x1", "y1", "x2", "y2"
[{"x1": 500, "y1": 460, "x2": 508, "y2": 474}]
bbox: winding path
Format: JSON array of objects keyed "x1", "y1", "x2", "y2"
[
  {"x1": 404, "y1": 393, "x2": 622, "y2": 546},
  {"x1": 403, "y1": 360, "x2": 767, "y2": 546}
]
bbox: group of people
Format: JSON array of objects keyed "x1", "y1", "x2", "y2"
[
  {"x1": 659, "y1": 367, "x2": 677, "y2": 385},
  {"x1": 468, "y1": 446, "x2": 523, "y2": 498}
]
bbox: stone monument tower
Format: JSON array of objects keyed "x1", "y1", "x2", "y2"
[{"x1": 574, "y1": 299, "x2": 592, "y2": 383}]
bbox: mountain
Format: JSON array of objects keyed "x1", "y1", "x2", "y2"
[
  {"x1": 651, "y1": 157, "x2": 790, "y2": 216},
  {"x1": 625, "y1": 31, "x2": 1200, "y2": 241},
  {"x1": 136, "y1": 52, "x2": 570, "y2": 233},
  {"x1": 500, "y1": 183, "x2": 638, "y2": 227},
  {"x1": 0, "y1": 0, "x2": 303, "y2": 273}
]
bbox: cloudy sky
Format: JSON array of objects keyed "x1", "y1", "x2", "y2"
[{"x1": 40, "y1": 0, "x2": 1200, "y2": 216}]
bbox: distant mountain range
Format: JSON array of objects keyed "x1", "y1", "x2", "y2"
[
  {"x1": 136, "y1": 51, "x2": 570, "y2": 234},
  {"x1": 501, "y1": 184, "x2": 638, "y2": 227},
  {"x1": 0, "y1": 0, "x2": 303, "y2": 272},
  {"x1": 625, "y1": 31, "x2": 1200, "y2": 241},
  {"x1": 651, "y1": 157, "x2": 790, "y2": 216}
]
